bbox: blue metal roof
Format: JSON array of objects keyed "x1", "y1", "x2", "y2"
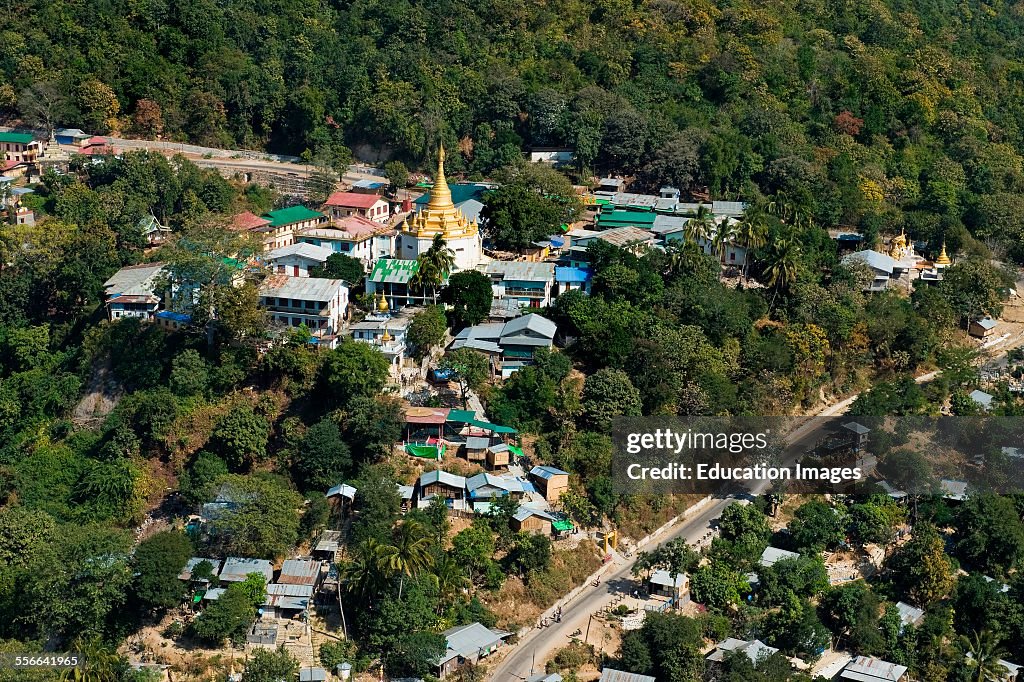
[
  {"x1": 155, "y1": 310, "x2": 191, "y2": 322},
  {"x1": 555, "y1": 266, "x2": 591, "y2": 283}
]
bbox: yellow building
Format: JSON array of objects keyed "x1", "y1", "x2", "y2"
[{"x1": 397, "y1": 145, "x2": 484, "y2": 271}]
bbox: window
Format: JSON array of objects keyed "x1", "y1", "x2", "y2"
[
  {"x1": 293, "y1": 265, "x2": 299, "y2": 276},
  {"x1": 729, "y1": 252, "x2": 736, "y2": 262}
]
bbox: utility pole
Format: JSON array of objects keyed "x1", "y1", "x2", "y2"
[{"x1": 585, "y1": 614, "x2": 593, "y2": 645}]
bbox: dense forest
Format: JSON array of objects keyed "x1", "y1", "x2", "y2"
[{"x1": 9, "y1": 0, "x2": 1024, "y2": 259}]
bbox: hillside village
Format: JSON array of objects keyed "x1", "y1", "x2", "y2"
[{"x1": 0, "y1": 124, "x2": 1021, "y2": 682}]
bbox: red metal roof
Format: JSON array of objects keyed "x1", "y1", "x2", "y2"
[
  {"x1": 232, "y1": 211, "x2": 271, "y2": 231},
  {"x1": 324, "y1": 191, "x2": 384, "y2": 209}
]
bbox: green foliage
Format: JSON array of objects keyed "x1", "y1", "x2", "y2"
[
  {"x1": 690, "y1": 561, "x2": 749, "y2": 610},
  {"x1": 132, "y1": 530, "x2": 193, "y2": 611},
  {"x1": 506, "y1": 532, "x2": 553, "y2": 579},
  {"x1": 439, "y1": 348, "x2": 490, "y2": 407},
  {"x1": 580, "y1": 368, "x2": 641, "y2": 432},
  {"x1": 886, "y1": 524, "x2": 956, "y2": 605},
  {"x1": 294, "y1": 418, "x2": 352, "y2": 491},
  {"x1": 789, "y1": 500, "x2": 847, "y2": 553},
  {"x1": 178, "y1": 451, "x2": 229, "y2": 507},
  {"x1": 242, "y1": 647, "x2": 298, "y2": 682},
  {"x1": 208, "y1": 403, "x2": 270, "y2": 470},
  {"x1": 320, "y1": 340, "x2": 391, "y2": 406},
  {"x1": 618, "y1": 612, "x2": 707, "y2": 681},
  {"x1": 169, "y1": 350, "x2": 211, "y2": 398},
  {"x1": 758, "y1": 555, "x2": 829, "y2": 607},
  {"x1": 344, "y1": 395, "x2": 404, "y2": 462},
  {"x1": 189, "y1": 580, "x2": 259, "y2": 645},
  {"x1": 954, "y1": 494, "x2": 1024, "y2": 576},
  {"x1": 441, "y1": 270, "x2": 493, "y2": 329},
  {"x1": 407, "y1": 305, "x2": 448, "y2": 359},
  {"x1": 311, "y1": 253, "x2": 365, "y2": 284},
  {"x1": 382, "y1": 630, "x2": 447, "y2": 679},
  {"x1": 206, "y1": 474, "x2": 302, "y2": 559}
]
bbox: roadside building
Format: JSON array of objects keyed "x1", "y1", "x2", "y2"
[
  {"x1": 706, "y1": 638, "x2": 779, "y2": 665},
  {"x1": 597, "y1": 669, "x2": 655, "y2": 682},
  {"x1": 436, "y1": 623, "x2": 511, "y2": 679},
  {"x1": 259, "y1": 206, "x2": 326, "y2": 250},
  {"x1": 838, "y1": 656, "x2": 908, "y2": 682},
  {"x1": 649, "y1": 569, "x2": 689, "y2": 603},
  {"x1": 969, "y1": 317, "x2": 999, "y2": 339}
]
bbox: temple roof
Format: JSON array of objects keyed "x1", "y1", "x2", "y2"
[{"x1": 402, "y1": 144, "x2": 479, "y2": 241}]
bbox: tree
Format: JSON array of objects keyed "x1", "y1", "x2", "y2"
[
  {"x1": 18, "y1": 82, "x2": 69, "y2": 134},
  {"x1": 0, "y1": 507, "x2": 56, "y2": 568},
  {"x1": 380, "y1": 520, "x2": 434, "y2": 599},
  {"x1": 133, "y1": 530, "x2": 193, "y2": 611},
  {"x1": 243, "y1": 647, "x2": 298, "y2": 682},
  {"x1": 207, "y1": 282, "x2": 267, "y2": 344},
  {"x1": 294, "y1": 418, "x2": 352, "y2": 491},
  {"x1": 320, "y1": 340, "x2": 390, "y2": 405},
  {"x1": 412, "y1": 234, "x2": 455, "y2": 303},
  {"x1": 481, "y1": 184, "x2": 565, "y2": 250},
  {"x1": 207, "y1": 475, "x2": 302, "y2": 559},
  {"x1": 690, "y1": 562, "x2": 749, "y2": 610},
  {"x1": 169, "y1": 349, "x2": 211, "y2": 398},
  {"x1": 132, "y1": 99, "x2": 164, "y2": 137},
  {"x1": 505, "y1": 532, "x2": 552, "y2": 578},
  {"x1": 384, "y1": 160, "x2": 410, "y2": 191},
  {"x1": 189, "y1": 581, "x2": 259, "y2": 645},
  {"x1": 939, "y1": 258, "x2": 1013, "y2": 321},
  {"x1": 344, "y1": 395, "x2": 404, "y2": 462},
  {"x1": 439, "y1": 348, "x2": 490, "y2": 407},
  {"x1": 209, "y1": 403, "x2": 270, "y2": 470},
  {"x1": 789, "y1": 500, "x2": 847, "y2": 553},
  {"x1": 684, "y1": 205, "x2": 715, "y2": 245},
  {"x1": 764, "y1": 237, "x2": 801, "y2": 298},
  {"x1": 849, "y1": 498, "x2": 905, "y2": 549},
  {"x1": 581, "y1": 368, "x2": 641, "y2": 432},
  {"x1": 407, "y1": 305, "x2": 448, "y2": 359},
  {"x1": 179, "y1": 451, "x2": 230, "y2": 506},
  {"x1": 310, "y1": 253, "x2": 365, "y2": 284},
  {"x1": 441, "y1": 270, "x2": 493, "y2": 329},
  {"x1": 954, "y1": 495, "x2": 1024, "y2": 575},
  {"x1": 886, "y1": 524, "x2": 956, "y2": 605},
  {"x1": 77, "y1": 78, "x2": 120, "y2": 132},
  {"x1": 759, "y1": 556, "x2": 830, "y2": 606},
  {"x1": 960, "y1": 631, "x2": 1009, "y2": 682},
  {"x1": 382, "y1": 630, "x2": 447, "y2": 679}
]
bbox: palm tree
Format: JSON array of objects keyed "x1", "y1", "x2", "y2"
[
  {"x1": 432, "y1": 554, "x2": 471, "y2": 613},
  {"x1": 961, "y1": 631, "x2": 1009, "y2": 682},
  {"x1": 713, "y1": 217, "x2": 739, "y2": 266},
  {"x1": 736, "y1": 205, "x2": 769, "y2": 279},
  {"x1": 340, "y1": 538, "x2": 388, "y2": 601},
  {"x1": 764, "y1": 238, "x2": 800, "y2": 307},
  {"x1": 412, "y1": 234, "x2": 455, "y2": 304},
  {"x1": 380, "y1": 519, "x2": 434, "y2": 599},
  {"x1": 684, "y1": 204, "x2": 714, "y2": 249},
  {"x1": 60, "y1": 638, "x2": 123, "y2": 682}
]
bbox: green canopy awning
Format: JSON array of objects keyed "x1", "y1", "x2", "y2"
[
  {"x1": 446, "y1": 410, "x2": 518, "y2": 434},
  {"x1": 406, "y1": 443, "x2": 446, "y2": 459},
  {"x1": 552, "y1": 520, "x2": 575, "y2": 532},
  {"x1": 192, "y1": 592, "x2": 205, "y2": 603},
  {"x1": 509, "y1": 445, "x2": 524, "y2": 457}
]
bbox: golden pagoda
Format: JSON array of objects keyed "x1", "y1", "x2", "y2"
[
  {"x1": 888, "y1": 229, "x2": 909, "y2": 260},
  {"x1": 934, "y1": 241, "x2": 952, "y2": 266},
  {"x1": 381, "y1": 326, "x2": 392, "y2": 344},
  {"x1": 377, "y1": 291, "x2": 389, "y2": 312},
  {"x1": 402, "y1": 144, "x2": 479, "y2": 240}
]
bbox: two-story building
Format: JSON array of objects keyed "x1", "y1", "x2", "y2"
[
  {"x1": 259, "y1": 275, "x2": 348, "y2": 339},
  {"x1": 450, "y1": 313, "x2": 557, "y2": 377},
  {"x1": 530, "y1": 465, "x2": 570, "y2": 503},
  {"x1": 323, "y1": 191, "x2": 390, "y2": 223},
  {"x1": 349, "y1": 311, "x2": 411, "y2": 374},
  {"x1": 481, "y1": 261, "x2": 555, "y2": 309},
  {"x1": 258, "y1": 206, "x2": 326, "y2": 250},
  {"x1": 102, "y1": 262, "x2": 166, "y2": 321},
  {"x1": 416, "y1": 469, "x2": 467, "y2": 509},
  {"x1": 298, "y1": 215, "x2": 395, "y2": 266},
  {"x1": 0, "y1": 131, "x2": 40, "y2": 165},
  {"x1": 266, "y1": 242, "x2": 334, "y2": 277}
]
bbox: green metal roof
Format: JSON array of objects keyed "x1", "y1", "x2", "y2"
[
  {"x1": 596, "y1": 209, "x2": 657, "y2": 228},
  {"x1": 263, "y1": 205, "x2": 323, "y2": 227},
  {"x1": 369, "y1": 258, "x2": 420, "y2": 284},
  {"x1": 0, "y1": 132, "x2": 34, "y2": 145},
  {"x1": 446, "y1": 410, "x2": 518, "y2": 434}
]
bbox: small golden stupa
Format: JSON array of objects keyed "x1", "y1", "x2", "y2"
[
  {"x1": 377, "y1": 291, "x2": 389, "y2": 312},
  {"x1": 934, "y1": 241, "x2": 952, "y2": 266}
]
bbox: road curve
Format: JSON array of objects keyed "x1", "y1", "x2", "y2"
[{"x1": 487, "y1": 497, "x2": 732, "y2": 681}]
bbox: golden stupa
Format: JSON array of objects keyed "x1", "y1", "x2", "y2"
[
  {"x1": 888, "y1": 229, "x2": 909, "y2": 259},
  {"x1": 381, "y1": 327, "x2": 392, "y2": 344},
  {"x1": 377, "y1": 291, "x2": 389, "y2": 312},
  {"x1": 934, "y1": 241, "x2": 952, "y2": 266},
  {"x1": 402, "y1": 144, "x2": 479, "y2": 240}
]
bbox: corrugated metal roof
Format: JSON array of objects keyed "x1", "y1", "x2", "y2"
[
  {"x1": 839, "y1": 656, "x2": 907, "y2": 682},
  {"x1": 369, "y1": 258, "x2": 420, "y2": 283},
  {"x1": 259, "y1": 274, "x2": 346, "y2": 301},
  {"x1": 267, "y1": 242, "x2": 334, "y2": 263},
  {"x1": 420, "y1": 469, "x2": 466, "y2": 489},
  {"x1": 264, "y1": 205, "x2": 324, "y2": 227},
  {"x1": 598, "y1": 669, "x2": 656, "y2": 682},
  {"x1": 759, "y1": 546, "x2": 799, "y2": 567},
  {"x1": 279, "y1": 559, "x2": 321, "y2": 585},
  {"x1": 531, "y1": 465, "x2": 569, "y2": 480},
  {"x1": 483, "y1": 260, "x2": 555, "y2": 282}
]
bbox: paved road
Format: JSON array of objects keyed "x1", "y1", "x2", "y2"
[
  {"x1": 490, "y1": 497, "x2": 732, "y2": 681},
  {"x1": 487, "y1": 420, "x2": 827, "y2": 681}
]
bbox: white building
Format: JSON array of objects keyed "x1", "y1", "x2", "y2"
[
  {"x1": 259, "y1": 275, "x2": 348, "y2": 340},
  {"x1": 298, "y1": 215, "x2": 395, "y2": 267},
  {"x1": 349, "y1": 301, "x2": 412, "y2": 374},
  {"x1": 102, "y1": 262, "x2": 166, "y2": 321},
  {"x1": 266, "y1": 242, "x2": 334, "y2": 277},
  {"x1": 323, "y1": 191, "x2": 390, "y2": 223},
  {"x1": 480, "y1": 261, "x2": 555, "y2": 309}
]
